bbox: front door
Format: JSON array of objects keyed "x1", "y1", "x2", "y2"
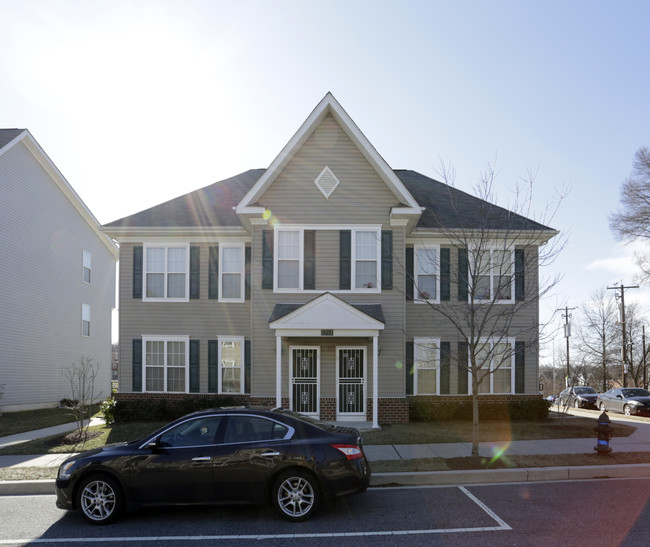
[
  {"x1": 337, "y1": 347, "x2": 366, "y2": 420},
  {"x1": 290, "y1": 347, "x2": 319, "y2": 416}
]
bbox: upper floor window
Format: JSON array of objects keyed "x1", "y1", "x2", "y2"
[
  {"x1": 219, "y1": 336, "x2": 244, "y2": 394},
  {"x1": 414, "y1": 338, "x2": 439, "y2": 394},
  {"x1": 276, "y1": 230, "x2": 302, "y2": 290},
  {"x1": 220, "y1": 244, "x2": 245, "y2": 302},
  {"x1": 143, "y1": 336, "x2": 189, "y2": 392},
  {"x1": 353, "y1": 229, "x2": 380, "y2": 290},
  {"x1": 415, "y1": 245, "x2": 439, "y2": 302},
  {"x1": 144, "y1": 244, "x2": 189, "y2": 301},
  {"x1": 471, "y1": 248, "x2": 514, "y2": 302},
  {"x1": 472, "y1": 339, "x2": 514, "y2": 394},
  {"x1": 81, "y1": 303, "x2": 90, "y2": 337},
  {"x1": 82, "y1": 250, "x2": 92, "y2": 284}
]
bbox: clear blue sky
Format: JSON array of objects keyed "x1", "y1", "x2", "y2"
[{"x1": 2, "y1": 0, "x2": 649, "y2": 360}]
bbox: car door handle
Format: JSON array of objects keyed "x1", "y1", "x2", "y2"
[
  {"x1": 261, "y1": 452, "x2": 280, "y2": 457},
  {"x1": 192, "y1": 456, "x2": 212, "y2": 461}
]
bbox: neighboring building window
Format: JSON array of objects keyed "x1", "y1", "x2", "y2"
[
  {"x1": 472, "y1": 248, "x2": 514, "y2": 302},
  {"x1": 82, "y1": 250, "x2": 92, "y2": 284},
  {"x1": 276, "y1": 229, "x2": 302, "y2": 290},
  {"x1": 220, "y1": 244, "x2": 245, "y2": 302},
  {"x1": 415, "y1": 245, "x2": 439, "y2": 302},
  {"x1": 219, "y1": 337, "x2": 244, "y2": 393},
  {"x1": 472, "y1": 340, "x2": 514, "y2": 394},
  {"x1": 143, "y1": 336, "x2": 189, "y2": 392},
  {"x1": 414, "y1": 338, "x2": 439, "y2": 394},
  {"x1": 81, "y1": 304, "x2": 90, "y2": 337},
  {"x1": 353, "y1": 229, "x2": 380, "y2": 290},
  {"x1": 144, "y1": 244, "x2": 189, "y2": 301}
]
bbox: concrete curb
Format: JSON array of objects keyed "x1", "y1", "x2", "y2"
[{"x1": 4, "y1": 464, "x2": 650, "y2": 495}]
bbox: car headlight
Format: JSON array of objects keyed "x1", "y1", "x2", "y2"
[{"x1": 58, "y1": 461, "x2": 76, "y2": 480}]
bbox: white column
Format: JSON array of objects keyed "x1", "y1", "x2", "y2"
[
  {"x1": 276, "y1": 335, "x2": 282, "y2": 408},
  {"x1": 372, "y1": 335, "x2": 379, "y2": 428}
]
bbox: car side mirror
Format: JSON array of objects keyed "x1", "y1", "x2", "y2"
[{"x1": 616, "y1": 395, "x2": 623, "y2": 399}]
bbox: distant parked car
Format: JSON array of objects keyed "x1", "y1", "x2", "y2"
[
  {"x1": 55, "y1": 408, "x2": 371, "y2": 524},
  {"x1": 558, "y1": 386, "x2": 599, "y2": 409},
  {"x1": 545, "y1": 395, "x2": 557, "y2": 404},
  {"x1": 596, "y1": 388, "x2": 650, "y2": 416}
]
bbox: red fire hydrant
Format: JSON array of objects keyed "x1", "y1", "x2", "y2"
[{"x1": 594, "y1": 411, "x2": 613, "y2": 455}]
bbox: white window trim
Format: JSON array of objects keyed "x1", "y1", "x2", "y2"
[
  {"x1": 351, "y1": 228, "x2": 381, "y2": 294},
  {"x1": 81, "y1": 303, "x2": 90, "y2": 337},
  {"x1": 142, "y1": 335, "x2": 190, "y2": 394},
  {"x1": 218, "y1": 242, "x2": 245, "y2": 303},
  {"x1": 414, "y1": 337, "x2": 440, "y2": 395},
  {"x1": 414, "y1": 244, "x2": 440, "y2": 304},
  {"x1": 143, "y1": 243, "x2": 190, "y2": 302},
  {"x1": 218, "y1": 336, "x2": 245, "y2": 395},
  {"x1": 468, "y1": 338, "x2": 515, "y2": 395},
  {"x1": 274, "y1": 229, "x2": 304, "y2": 292},
  {"x1": 82, "y1": 250, "x2": 92, "y2": 284},
  {"x1": 469, "y1": 247, "x2": 515, "y2": 304}
]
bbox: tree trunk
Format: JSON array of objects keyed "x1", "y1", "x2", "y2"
[{"x1": 471, "y1": 374, "x2": 480, "y2": 456}]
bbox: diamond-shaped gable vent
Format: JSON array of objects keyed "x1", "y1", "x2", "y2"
[{"x1": 315, "y1": 166, "x2": 340, "y2": 199}]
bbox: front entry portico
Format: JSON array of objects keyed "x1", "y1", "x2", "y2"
[{"x1": 269, "y1": 293, "x2": 384, "y2": 428}]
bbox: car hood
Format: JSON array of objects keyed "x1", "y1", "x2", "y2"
[
  {"x1": 628, "y1": 397, "x2": 650, "y2": 404},
  {"x1": 578, "y1": 394, "x2": 599, "y2": 399},
  {"x1": 67, "y1": 441, "x2": 131, "y2": 462}
]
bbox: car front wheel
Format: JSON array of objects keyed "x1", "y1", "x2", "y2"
[
  {"x1": 600, "y1": 402, "x2": 607, "y2": 412},
  {"x1": 624, "y1": 405, "x2": 633, "y2": 416},
  {"x1": 574, "y1": 399, "x2": 580, "y2": 408},
  {"x1": 77, "y1": 474, "x2": 123, "y2": 524},
  {"x1": 272, "y1": 470, "x2": 320, "y2": 522}
]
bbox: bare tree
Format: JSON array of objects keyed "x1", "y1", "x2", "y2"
[
  {"x1": 575, "y1": 288, "x2": 620, "y2": 392},
  {"x1": 61, "y1": 356, "x2": 102, "y2": 443},
  {"x1": 610, "y1": 147, "x2": 650, "y2": 281},
  {"x1": 411, "y1": 164, "x2": 566, "y2": 456}
]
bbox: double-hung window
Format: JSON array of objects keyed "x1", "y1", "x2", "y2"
[
  {"x1": 472, "y1": 339, "x2": 514, "y2": 394},
  {"x1": 415, "y1": 245, "x2": 439, "y2": 302},
  {"x1": 81, "y1": 303, "x2": 90, "y2": 337},
  {"x1": 414, "y1": 338, "x2": 439, "y2": 394},
  {"x1": 276, "y1": 229, "x2": 302, "y2": 290},
  {"x1": 472, "y1": 248, "x2": 514, "y2": 302},
  {"x1": 218, "y1": 336, "x2": 244, "y2": 393},
  {"x1": 144, "y1": 244, "x2": 189, "y2": 301},
  {"x1": 143, "y1": 336, "x2": 189, "y2": 392},
  {"x1": 353, "y1": 229, "x2": 380, "y2": 290},
  {"x1": 220, "y1": 244, "x2": 245, "y2": 302},
  {"x1": 82, "y1": 250, "x2": 92, "y2": 284}
]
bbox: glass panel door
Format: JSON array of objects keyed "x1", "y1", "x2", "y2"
[{"x1": 290, "y1": 348, "x2": 319, "y2": 416}]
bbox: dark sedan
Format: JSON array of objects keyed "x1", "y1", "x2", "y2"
[
  {"x1": 597, "y1": 388, "x2": 650, "y2": 416},
  {"x1": 558, "y1": 386, "x2": 599, "y2": 409},
  {"x1": 55, "y1": 408, "x2": 371, "y2": 524}
]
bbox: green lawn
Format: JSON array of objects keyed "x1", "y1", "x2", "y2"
[{"x1": 0, "y1": 407, "x2": 91, "y2": 437}]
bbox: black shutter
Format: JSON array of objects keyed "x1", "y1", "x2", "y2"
[
  {"x1": 440, "y1": 341, "x2": 450, "y2": 394},
  {"x1": 406, "y1": 341, "x2": 414, "y2": 395},
  {"x1": 304, "y1": 230, "x2": 316, "y2": 290},
  {"x1": 458, "y1": 342, "x2": 468, "y2": 394},
  {"x1": 244, "y1": 340, "x2": 251, "y2": 394},
  {"x1": 132, "y1": 339, "x2": 142, "y2": 392},
  {"x1": 515, "y1": 249, "x2": 525, "y2": 302},
  {"x1": 190, "y1": 246, "x2": 200, "y2": 299},
  {"x1": 208, "y1": 340, "x2": 218, "y2": 393},
  {"x1": 339, "y1": 230, "x2": 351, "y2": 290},
  {"x1": 405, "y1": 247, "x2": 414, "y2": 300},
  {"x1": 262, "y1": 230, "x2": 274, "y2": 289},
  {"x1": 208, "y1": 246, "x2": 219, "y2": 299},
  {"x1": 245, "y1": 246, "x2": 251, "y2": 299},
  {"x1": 381, "y1": 230, "x2": 393, "y2": 290},
  {"x1": 189, "y1": 340, "x2": 200, "y2": 393},
  {"x1": 133, "y1": 246, "x2": 143, "y2": 299},
  {"x1": 440, "y1": 248, "x2": 450, "y2": 301},
  {"x1": 515, "y1": 341, "x2": 525, "y2": 393},
  {"x1": 458, "y1": 249, "x2": 468, "y2": 301}
]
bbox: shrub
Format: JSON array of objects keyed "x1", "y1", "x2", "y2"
[
  {"x1": 100, "y1": 397, "x2": 117, "y2": 424},
  {"x1": 112, "y1": 396, "x2": 239, "y2": 422},
  {"x1": 409, "y1": 398, "x2": 549, "y2": 422}
]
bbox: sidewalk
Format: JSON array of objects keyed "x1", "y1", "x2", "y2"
[{"x1": 2, "y1": 410, "x2": 650, "y2": 494}]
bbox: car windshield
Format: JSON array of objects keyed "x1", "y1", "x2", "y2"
[
  {"x1": 574, "y1": 387, "x2": 596, "y2": 394},
  {"x1": 622, "y1": 389, "x2": 650, "y2": 397}
]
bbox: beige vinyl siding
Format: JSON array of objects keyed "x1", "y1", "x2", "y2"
[
  {"x1": 260, "y1": 115, "x2": 399, "y2": 224},
  {"x1": 0, "y1": 140, "x2": 116, "y2": 409},
  {"x1": 119, "y1": 242, "x2": 251, "y2": 393}
]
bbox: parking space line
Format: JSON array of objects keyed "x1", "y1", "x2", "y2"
[{"x1": 459, "y1": 486, "x2": 512, "y2": 530}]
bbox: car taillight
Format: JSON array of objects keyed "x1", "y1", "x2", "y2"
[{"x1": 331, "y1": 444, "x2": 363, "y2": 461}]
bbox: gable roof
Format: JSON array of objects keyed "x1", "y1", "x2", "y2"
[
  {"x1": 235, "y1": 92, "x2": 423, "y2": 219},
  {"x1": 1, "y1": 129, "x2": 118, "y2": 259}
]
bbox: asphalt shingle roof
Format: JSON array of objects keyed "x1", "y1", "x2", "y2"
[{"x1": 269, "y1": 303, "x2": 385, "y2": 324}]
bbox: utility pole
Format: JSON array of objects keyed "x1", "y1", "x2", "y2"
[
  {"x1": 608, "y1": 283, "x2": 639, "y2": 388},
  {"x1": 643, "y1": 325, "x2": 648, "y2": 390},
  {"x1": 557, "y1": 306, "x2": 576, "y2": 387}
]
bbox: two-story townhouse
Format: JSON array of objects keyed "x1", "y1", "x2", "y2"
[
  {"x1": 0, "y1": 129, "x2": 118, "y2": 411},
  {"x1": 103, "y1": 94, "x2": 557, "y2": 427}
]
